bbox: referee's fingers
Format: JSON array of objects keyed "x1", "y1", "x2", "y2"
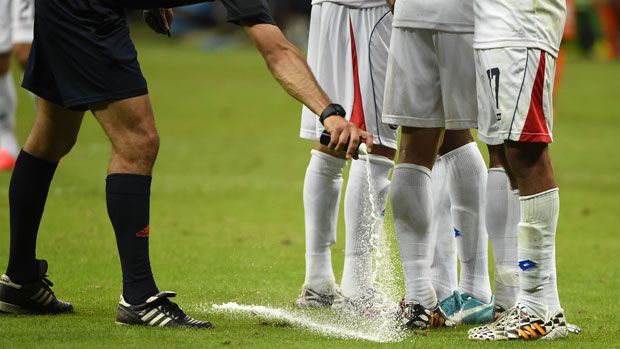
[
  {"x1": 362, "y1": 131, "x2": 374, "y2": 153},
  {"x1": 346, "y1": 127, "x2": 360, "y2": 159},
  {"x1": 336, "y1": 128, "x2": 349, "y2": 153},
  {"x1": 328, "y1": 128, "x2": 341, "y2": 150}
]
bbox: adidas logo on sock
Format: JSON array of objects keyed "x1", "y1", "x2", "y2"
[{"x1": 136, "y1": 225, "x2": 150, "y2": 238}]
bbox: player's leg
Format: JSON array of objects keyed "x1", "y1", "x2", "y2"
[
  {"x1": 435, "y1": 30, "x2": 493, "y2": 324},
  {"x1": 485, "y1": 144, "x2": 519, "y2": 314},
  {"x1": 434, "y1": 130, "x2": 493, "y2": 325},
  {"x1": 470, "y1": 48, "x2": 566, "y2": 341},
  {"x1": 505, "y1": 141, "x2": 558, "y2": 316},
  {"x1": 0, "y1": 98, "x2": 83, "y2": 314},
  {"x1": 502, "y1": 50, "x2": 559, "y2": 326},
  {"x1": 296, "y1": 3, "x2": 348, "y2": 307},
  {"x1": 391, "y1": 127, "x2": 446, "y2": 328},
  {"x1": 340, "y1": 145, "x2": 394, "y2": 300},
  {"x1": 91, "y1": 95, "x2": 160, "y2": 306},
  {"x1": 429, "y1": 156, "x2": 458, "y2": 303},
  {"x1": 0, "y1": 0, "x2": 37, "y2": 170},
  {"x1": 299, "y1": 143, "x2": 345, "y2": 306},
  {"x1": 92, "y1": 95, "x2": 211, "y2": 328},
  {"x1": 383, "y1": 27, "x2": 448, "y2": 329},
  {"x1": 440, "y1": 131, "x2": 491, "y2": 305},
  {"x1": 339, "y1": 6, "x2": 396, "y2": 305},
  {"x1": 0, "y1": 51, "x2": 18, "y2": 170},
  {"x1": 0, "y1": 0, "x2": 18, "y2": 169}
]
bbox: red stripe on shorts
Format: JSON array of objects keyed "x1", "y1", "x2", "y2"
[
  {"x1": 349, "y1": 18, "x2": 366, "y2": 131},
  {"x1": 519, "y1": 52, "x2": 552, "y2": 143}
]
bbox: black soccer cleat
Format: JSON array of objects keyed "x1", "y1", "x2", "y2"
[
  {"x1": 0, "y1": 260, "x2": 73, "y2": 314},
  {"x1": 398, "y1": 299, "x2": 450, "y2": 330},
  {"x1": 116, "y1": 291, "x2": 212, "y2": 328}
]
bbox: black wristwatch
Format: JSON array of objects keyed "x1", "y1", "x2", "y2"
[{"x1": 319, "y1": 104, "x2": 346, "y2": 125}]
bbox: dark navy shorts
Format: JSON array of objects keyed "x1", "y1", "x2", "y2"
[{"x1": 22, "y1": 0, "x2": 148, "y2": 111}]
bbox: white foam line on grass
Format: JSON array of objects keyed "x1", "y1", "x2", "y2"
[{"x1": 211, "y1": 302, "x2": 404, "y2": 343}]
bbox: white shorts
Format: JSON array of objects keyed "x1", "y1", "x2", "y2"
[
  {"x1": 383, "y1": 28, "x2": 477, "y2": 130},
  {"x1": 0, "y1": 0, "x2": 35, "y2": 53},
  {"x1": 476, "y1": 48, "x2": 556, "y2": 145},
  {"x1": 300, "y1": 2, "x2": 398, "y2": 150}
]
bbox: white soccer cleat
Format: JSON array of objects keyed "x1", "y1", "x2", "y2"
[
  {"x1": 295, "y1": 284, "x2": 344, "y2": 309},
  {"x1": 331, "y1": 289, "x2": 398, "y2": 317},
  {"x1": 469, "y1": 303, "x2": 552, "y2": 341}
]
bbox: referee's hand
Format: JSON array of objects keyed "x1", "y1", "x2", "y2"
[
  {"x1": 144, "y1": 8, "x2": 174, "y2": 36},
  {"x1": 323, "y1": 117, "x2": 373, "y2": 159},
  {"x1": 386, "y1": 0, "x2": 395, "y2": 13}
]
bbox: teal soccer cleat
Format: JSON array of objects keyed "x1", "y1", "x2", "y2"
[{"x1": 439, "y1": 290, "x2": 494, "y2": 325}]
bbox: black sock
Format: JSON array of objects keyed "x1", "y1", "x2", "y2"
[
  {"x1": 106, "y1": 174, "x2": 159, "y2": 304},
  {"x1": 6, "y1": 150, "x2": 58, "y2": 284}
]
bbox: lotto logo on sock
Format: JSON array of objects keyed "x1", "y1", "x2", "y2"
[
  {"x1": 136, "y1": 225, "x2": 150, "y2": 238},
  {"x1": 454, "y1": 228, "x2": 461, "y2": 237},
  {"x1": 518, "y1": 260, "x2": 538, "y2": 271}
]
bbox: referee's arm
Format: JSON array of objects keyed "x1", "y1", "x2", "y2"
[
  {"x1": 244, "y1": 24, "x2": 329, "y2": 117},
  {"x1": 244, "y1": 23, "x2": 373, "y2": 156}
]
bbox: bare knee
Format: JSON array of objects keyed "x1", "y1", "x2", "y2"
[
  {"x1": 439, "y1": 129, "x2": 474, "y2": 155},
  {"x1": 138, "y1": 129, "x2": 160, "y2": 166},
  {"x1": 113, "y1": 127, "x2": 160, "y2": 173},
  {"x1": 398, "y1": 127, "x2": 444, "y2": 168},
  {"x1": 504, "y1": 141, "x2": 556, "y2": 194},
  {"x1": 487, "y1": 144, "x2": 504, "y2": 168}
]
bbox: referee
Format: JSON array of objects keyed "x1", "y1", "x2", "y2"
[{"x1": 0, "y1": 0, "x2": 372, "y2": 327}]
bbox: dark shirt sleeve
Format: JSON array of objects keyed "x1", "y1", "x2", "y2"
[{"x1": 219, "y1": 0, "x2": 276, "y2": 26}]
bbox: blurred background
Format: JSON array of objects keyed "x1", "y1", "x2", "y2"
[
  {"x1": 127, "y1": 0, "x2": 620, "y2": 61},
  {"x1": 0, "y1": 1, "x2": 619, "y2": 346}
]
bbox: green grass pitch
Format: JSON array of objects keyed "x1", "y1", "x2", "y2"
[{"x1": 0, "y1": 33, "x2": 618, "y2": 348}]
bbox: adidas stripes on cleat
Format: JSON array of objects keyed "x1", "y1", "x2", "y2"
[
  {"x1": 469, "y1": 303, "x2": 551, "y2": 341},
  {"x1": 295, "y1": 284, "x2": 344, "y2": 309},
  {"x1": 116, "y1": 291, "x2": 212, "y2": 328},
  {"x1": 0, "y1": 260, "x2": 73, "y2": 315},
  {"x1": 398, "y1": 299, "x2": 451, "y2": 330}
]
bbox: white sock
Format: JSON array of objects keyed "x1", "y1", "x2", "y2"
[
  {"x1": 547, "y1": 245, "x2": 561, "y2": 314},
  {"x1": 429, "y1": 157, "x2": 458, "y2": 302},
  {"x1": 486, "y1": 169, "x2": 520, "y2": 309},
  {"x1": 517, "y1": 188, "x2": 559, "y2": 320},
  {"x1": 0, "y1": 73, "x2": 19, "y2": 156},
  {"x1": 391, "y1": 163, "x2": 437, "y2": 308},
  {"x1": 341, "y1": 154, "x2": 393, "y2": 298},
  {"x1": 443, "y1": 143, "x2": 492, "y2": 304},
  {"x1": 303, "y1": 150, "x2": 345, "y2": 289}
]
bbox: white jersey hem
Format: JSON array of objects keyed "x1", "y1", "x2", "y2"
[
  {"x1": 383, "y1": 115, "x2": 477, "y2": 130},
  {"x1": 473, "y1": 40, "x2": 559, "y2": 57},
  {"x1": 393, "y1": 19, "x2": 474, "y2": 33}
]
